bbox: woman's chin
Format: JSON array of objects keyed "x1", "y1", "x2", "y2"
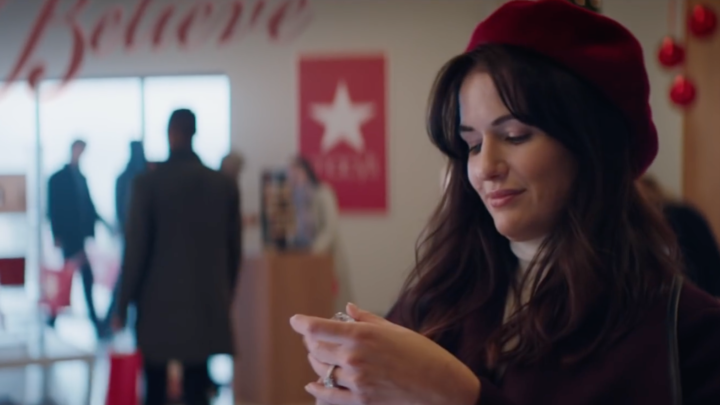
[{"x1": 492, "y1": 217, "x2": 530, "y2": 242}]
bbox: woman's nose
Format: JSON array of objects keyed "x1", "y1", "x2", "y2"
[{"x1": 471, "y1": 139, "x2": 506, "y2": 182}]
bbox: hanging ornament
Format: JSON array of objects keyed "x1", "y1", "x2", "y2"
[
  {"x1": 688, "y1": 4, "x2": 718, "y2": 38},
  {"x1": 669, "y1": 74, "x2": 697, "y2": 107},
  {"x1": 657, "y1": 36, "x2": 686, "y2": 67}
]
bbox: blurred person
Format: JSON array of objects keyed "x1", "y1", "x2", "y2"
[
  {"x1": 219, "y1": 152, "x2": 260, "y2": 228},
  {"x1": 290, "y1": 2, "x2": 720, "y2": 404},
  {"x1": 638, "y1": 175, "x2": 720, "y2": 296},
  {"x1": 288, "y1": 156, "x2": 354, "y2": 311},
  {"x1": 116, "y1": 109, "x2": 240, "y2": 405},
  {"x1": 47, "y1": 139, "x2": 108, "y2": 335},
  {"x1": 116, "y1": 141, "x2": 147, "y2": 235},
  {"x1": 104, "y1": 141, "x2": 148, "y2": 334},
  {"x1": 219, "y1": 151, "x2": 244, "y2": 181}
]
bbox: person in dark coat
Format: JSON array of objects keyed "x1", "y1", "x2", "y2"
[
  {"x1": 639, "y1": 175, "x2": 720, "y2": 297},
  {"x1": 115, "y1": 141, "x2": 147, "y2": 235},
  {"x1": 116, "y1": 109, "x2": 240, "y2": 405},
  {"x1": 103, "y1": 141, "x2": 148, "y2": 334},
  {"x1": 289, "y1": 2, "x2": 720, "y2": 404},
  {"x1": 47, "y1": 139, "x2": 105, "y2": 334}
]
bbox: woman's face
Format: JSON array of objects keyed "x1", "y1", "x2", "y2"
[
  {"x1": 289, "y1": 163, "x2": 309, "y2": 186},
  {"x1": 458, "y1": 71, "x2": 577, "y2": 242}
]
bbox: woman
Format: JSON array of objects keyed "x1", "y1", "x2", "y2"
[
  {"x1": 288, "y1": 157, "x2": 339, "y2": 253},
  {"x1": 288, "y1": 156, "x2": 354, "y2": 311},
  {"x1": 639, "y1": 175, "x2": 720, "y2": 297},
  {"x1": 290, "y1": 1, "x2": 720, "y2": 404}
]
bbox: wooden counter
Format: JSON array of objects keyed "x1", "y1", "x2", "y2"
[{"x1": 232, "y1": 251, "x2": 334, "y2": 405}]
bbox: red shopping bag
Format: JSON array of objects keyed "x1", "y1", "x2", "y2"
[
  {"x1": 107, "y1": 351, "x2": 143, "y2": 405},
  {"x1": 39, "y1": 260, "x2": 76, "y2": 316}
]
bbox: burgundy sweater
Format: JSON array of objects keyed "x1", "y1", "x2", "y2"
[{"x1": 388, "y1": 282, "x2": 720, "y2": 404}]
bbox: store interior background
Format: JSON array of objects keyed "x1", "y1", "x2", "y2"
[{"x1": 0, "y1": 0, "x2": 697, "y2": 404}]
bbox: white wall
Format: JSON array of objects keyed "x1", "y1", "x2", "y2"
[
  {"x1": 603, "y1": 0, "x2": 684, "y2": 196},
  {"x1": 0, "y1": 0, "x2": 683, "y2": 314}
]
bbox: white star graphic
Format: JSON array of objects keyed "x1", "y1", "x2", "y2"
[{"x1": 311, "y1": 81, "x2": 375, "y2": 152}]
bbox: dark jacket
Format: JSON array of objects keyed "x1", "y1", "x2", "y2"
[
  {"x1": 118, "y1": 150, "x2": 241, "y2": 363},
  {"x1": 47, "y1": 164, "x2": 99, "y2": 245},
  {"x1": 665, "y1": 203, "x2": 720, "y2": 296},
  {"x1": 116, "y1": 163, "x2": 146, "y2": 234},
  {"x1": 387, "y1": 281, "x2": 720, "y2": 404}
]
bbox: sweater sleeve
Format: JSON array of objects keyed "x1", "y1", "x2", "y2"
[
  {"x1": 477, "y1": 377, "x2": 518, "y2": 405},
  {"x1": 678, "y1": 286, "x2": 720, "y2": 404}
]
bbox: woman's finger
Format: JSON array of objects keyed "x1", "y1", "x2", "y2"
[
  {"x1": 291, "y1": 315, "x2": 359, "y2": 344},
  {"x1": 307, "y1": 339, "x2": 347, "y2": 367},
  {"x1": 307, "y1": 354, "x2": 357, "y2": 392},
  {"x1": 305, "y1": 382, "x2": 356, "y2": 405}
]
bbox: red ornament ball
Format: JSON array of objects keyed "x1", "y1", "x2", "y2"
[
  {"x1": 688, "y1": 4, "x2": 717, "y2": 38},
  {"x1": 670, "y1": 75, "x2": 697, "y2": 107},
  {"x1": 657, "y1": 36, "x2": 685, "y2": 67}
]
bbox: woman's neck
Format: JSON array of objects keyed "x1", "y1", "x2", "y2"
[{"x1": 510, "y1": 237, "x2": 545, "y2": 272}]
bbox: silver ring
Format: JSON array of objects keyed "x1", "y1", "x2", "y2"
[
  {"x1": 332, "y1": 312, "x2": 356, "y2": 323},
  {"x1": 323, "y1": 364, "x2": 339, "y2": 388}
]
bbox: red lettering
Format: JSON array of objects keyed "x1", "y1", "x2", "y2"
[
  {"x1": 1, "y1": 0, "x2": 89, "y2": 96},
  {"x1": 125, "y1": 0, "x2": 152, "y2": 51},
  {"x1": 177, "y1": 1, "x2": 216, "y2": 49},
  {"x1": 267, "y1": 0, "x2": 312, "y2": 43},
  {"x1": 151, "y1": 5, "x2": 175, "y2": 49},
  {"x1": 45, "y1": 0, "x2": 89, "y2": 96},
  {"x1": 90, "y1": 6, "x2": 124, "y2": 56},
  {"x1": 218, "y1": 0, "x2": 266, "y2": 45},
  {"x1": 0, "y1": 0, "x2": 59, "y2": 96},
  {"x1": 0, "y1": 0, "x2": 315, "y2": 99}
]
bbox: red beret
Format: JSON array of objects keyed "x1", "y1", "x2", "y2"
[{"x1": 466, "y1": 0, "x2": 657, "y2": 177}]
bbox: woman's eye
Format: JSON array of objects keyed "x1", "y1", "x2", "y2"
[
  {"x1": 468, "y1": 143, "x2": 482, "y2": 155},
  {"x1": 507, "y1": 133, "x2": 531, "y2": 144}
]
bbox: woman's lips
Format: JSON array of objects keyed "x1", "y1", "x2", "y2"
[{"x1": 486, "y1": 189, "x2": 524, "y2": 208}]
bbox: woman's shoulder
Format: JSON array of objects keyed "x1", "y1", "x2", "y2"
[
  {"x1": 316, "y1": 183, "x2": 338, "y2": 202},
  {"x1": 676, "y1": 281, "x2": 720, "y2": 402},
  {"x1": 678, "y1": 280, "x2": 720, "y2": 331}
]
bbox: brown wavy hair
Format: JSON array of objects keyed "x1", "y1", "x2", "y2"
[{"x1": 394, "y1": 45, "x2": 681, "y2": 368}]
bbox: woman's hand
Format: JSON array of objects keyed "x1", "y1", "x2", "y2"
[{"x1": 290, "y1": 303, "x2": 481, "y2": 405}]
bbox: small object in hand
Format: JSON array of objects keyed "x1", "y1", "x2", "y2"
[
  {"x1": 317, "y1": 312, "x2": 355, "y2": 389},
  {"x1": 332, "y1": 312, "x2": 355, "y2": 323},
  {"x1": 323, "y1": 364, "x2": 339, "y2": 388}
]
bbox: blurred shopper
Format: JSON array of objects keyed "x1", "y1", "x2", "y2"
[
  {"x1": 219, "y1": 151, "x2": 244, "y2": 182},
  {"x1": 104, "y1": 141, "x2": 148, "y2": 335},
  {"x1": 116, "y1": 109, "x2": 240, "y2": 405},
  {"x1": 218, "y1": 151, "x2": 244, "y2": 282},
  {"x1": 116, "y1": 141, "x2": 147, "y2": 235},
  {"x1": 287, "y1": 156, "x2": 354, "y2": 311},
  {"x1": 47, "y1": 139, "x2": 108, "y2": 336},
  {"x1": 638, "y1": 175, "x2": 720, "y2": 296}
]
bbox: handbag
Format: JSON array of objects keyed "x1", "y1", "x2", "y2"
[{"x1": 667, "y1": 274, "x2": 684, "y2": 405}]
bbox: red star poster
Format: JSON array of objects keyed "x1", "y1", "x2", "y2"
[{"x1": 298, "y1": 54, "x2": 387, "y2": 213}]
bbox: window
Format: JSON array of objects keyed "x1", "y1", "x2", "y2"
[
  {"x1": 143, "y1": 75, "x2": 231, "y2": 169},
  {"x1": 0, "y1": 83, "x2": 38, "y2": 296},
  {"x1": 0, "y1": 75, "x2": 231, "y2": 340}
]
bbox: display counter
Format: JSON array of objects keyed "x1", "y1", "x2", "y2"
[{"x1": 232, "y1": 251, "x2": 334, "y2": 405}]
